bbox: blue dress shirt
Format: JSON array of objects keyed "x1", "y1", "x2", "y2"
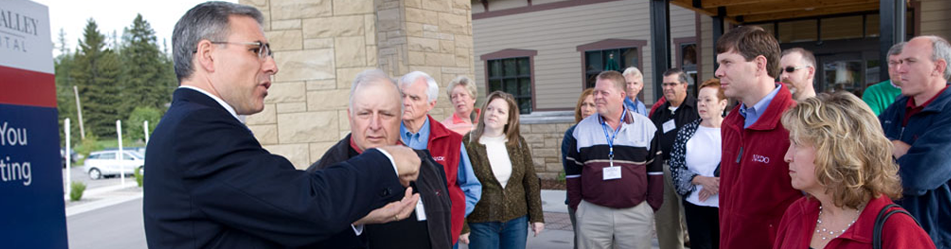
[
  {"x1": 400, "y1": 118, "x2": 482, "y2": 216},
  {"x1": 624, "y1": 97, "x2": 648, "y2": 117},
  {"x1": 739, "y1": 84, "x2": 782, "y2": 128}
]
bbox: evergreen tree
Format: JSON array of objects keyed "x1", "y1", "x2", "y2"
[
  {"x1": 120, "y1": 14, "x2": 172, "y2": 116},
  {"x1": 72, "y1": 19, "x2": 123, "y2": 138},
  {"x1": 55, "y1": 28, "x2": 81, "y2": 145}
]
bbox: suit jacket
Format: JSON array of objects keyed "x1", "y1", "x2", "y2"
[
  {"x1": 305, "y1": 135, "x2": 453, "y2": 249},
  {"x1": 143, "y1": 88, "x2": 404, "y2": 248}
]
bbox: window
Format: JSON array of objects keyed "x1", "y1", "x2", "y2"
[
  {"x1": 577, "y1": 39, "x2": 646, "y2": 92},
  {"x1": 675, "y1": 37, "x2": 698, "y2": 96},
  {"x1": 778, "y1": 20, "x2": 818, "y2": 43},
  {"x1": 98, "y1": 152, "x2": 116, "y2": 160},
  {"x1": 584, "y1": 48, "x2": 639, "y2": 88},
  {"x1": 487, "y1": 57, "x2": 533, "y2": 114},
  {"x1": 481, "y1": 49, "x2": 537, "y2": 114}
]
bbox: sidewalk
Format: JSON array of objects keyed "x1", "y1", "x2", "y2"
[
  {"x1": 64, "y1": 182, "x2": 142, "y2": 217},
  {"x1": 64, "y1": 187, "x2": 661, "y2": 248},
  {"x1": 460, "y1": 190, "x2": 662, "y2": 249}
]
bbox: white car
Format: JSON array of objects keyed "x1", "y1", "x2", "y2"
[{"x1": 83, "y1": 150, "x2": 145, "y2": 180}]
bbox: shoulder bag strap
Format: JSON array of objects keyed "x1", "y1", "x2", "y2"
[{"x1": 873, "y1": 204, "x2": 922, "y2": 249}]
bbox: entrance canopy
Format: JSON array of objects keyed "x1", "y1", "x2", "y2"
[
  {"x1": 669, "y1": 0, "x2": 882, "y2": 23},
  {"x1": 646, "y1": 0, "x2": 908, "y2": 97}
]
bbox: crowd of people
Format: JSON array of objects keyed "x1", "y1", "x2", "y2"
[
  {"x1": 142, "y1": 1, "x2": 951, "y2": 249},
  {"x1": 556, "y1": 26, "x2": 949, "y2": 249}
]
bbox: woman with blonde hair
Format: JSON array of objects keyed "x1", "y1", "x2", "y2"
[
  {"x1": 442, "y1": 76, "x2": 480, "y2": 135},
  {"x1": 773, "y1": 92, "x2": 934, "y2": 249},
  {"x1": 462, "y1": 91, "x2": 544, "y2": 249}
]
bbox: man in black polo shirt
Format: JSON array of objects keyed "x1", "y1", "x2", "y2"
[{"x1": 650, "y1": 68, "x2": 700, "y2": 249}]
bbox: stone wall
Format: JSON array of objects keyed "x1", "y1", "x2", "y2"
[
  {"x1": 376, "y1": 0, "x2": 476, "y2": 119},
  {"x1": 238, "y1": 0, "x2": 475, "y2": 169},
  {"x1": 520, "y1": 121, "x2": 575, "y2": 180}
]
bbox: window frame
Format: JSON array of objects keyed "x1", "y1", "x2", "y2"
[
  {"x1": 576, "y1": 39, "x2": 647, "y2": 91},
  {"x1": 480, "y1": 49, "x2": 538, "y2": 114},
  {"x1": 674, "y1": 37, "x2": 698, "y2": 96}
]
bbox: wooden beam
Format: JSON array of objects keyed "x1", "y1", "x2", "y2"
[
  {"x1": 701, "y1": 0, "x2": 782, "y2": 9},
  {"x1": 670, "y1": 0, "x2": 722, "y2": 18},
  {"x1": 725, "y1": 0, "x2": 876, "y2": 17},
  {"x1": 740, "y1": 2, "x2": 879, "y2": 22}
]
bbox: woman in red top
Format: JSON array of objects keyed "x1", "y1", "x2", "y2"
[{"x1": 773, "y1": 92, "x2": 935, "y2": 249}]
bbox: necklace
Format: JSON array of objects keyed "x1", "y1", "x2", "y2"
[{"x1": 815, "y1": 205, "x2": 861, "y2": 240}]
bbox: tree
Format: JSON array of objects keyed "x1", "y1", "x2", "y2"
[
  {"x1": 120, "y1": 14, "x2": 172, "y2": 116},
  {"x1": 125, "y1": 106, "x2": 161, "y2": 142},
  {"x1": 55, "y1": 28, "x2": 81, "y2": 145},
  {"x1": 72, "y1": 19, "x2": 123, "y2": 138}
]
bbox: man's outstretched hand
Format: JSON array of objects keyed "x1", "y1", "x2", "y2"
[
  {"x1": 353, "y1": 187, "x2": 420, "y2": 225},
  {"x1": 378, "y1": 145, "x2": 421, "y2": 187}
]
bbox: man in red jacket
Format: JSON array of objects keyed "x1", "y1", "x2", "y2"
[
  {"x1": 398, "y1": 71, "x2": 483, "y2": 248},
  {"x1": 714, "y1": 25, "x2": 802, "y2": 249}
]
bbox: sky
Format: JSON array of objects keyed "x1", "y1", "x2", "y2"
[{"x1": 33, "y1": 0, "x2": 237, "y2": 56}]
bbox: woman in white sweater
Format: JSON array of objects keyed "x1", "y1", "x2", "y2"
[
  {"x1": 461, "y1": 91, "x2": 544, "y2": 249},
  {"x1": 669, "y1": 78, "x2": 728, "y2": 249}
]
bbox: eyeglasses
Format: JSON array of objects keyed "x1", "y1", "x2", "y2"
[
  {"x1": 196, "y1": 41, "x2": 273, "y2": 60},
  {"x1": 784, "y1": 66, "x2": 809, "y2": 73}
]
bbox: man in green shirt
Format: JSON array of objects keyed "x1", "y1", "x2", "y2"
[{"x1": 863, "y1": 42, "x2": 905, "y2": 115}]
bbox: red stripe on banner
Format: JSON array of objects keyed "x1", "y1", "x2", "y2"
[{"x1": 0, "y1": 65, "x2": 57, "y2": 108}]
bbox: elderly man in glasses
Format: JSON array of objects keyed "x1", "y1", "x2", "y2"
[{"x1": 779, "y1": 48, "x2": 817, "y2": 101}]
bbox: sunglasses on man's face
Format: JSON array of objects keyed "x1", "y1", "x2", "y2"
[{"x1": 784, "y1": 66, "x2": 809, "y2": 73}]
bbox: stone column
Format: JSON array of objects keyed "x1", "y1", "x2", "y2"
[
  {"x1": 238, "y1": 0, "x2": 474, "y2": 169},
  {"x1": 377, "y1": 0, "x2": 474, "y2": 119}
]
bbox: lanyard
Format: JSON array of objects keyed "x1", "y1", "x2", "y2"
[{"x1": 599, "y1": 108, "x2": 627, "y2": 162}]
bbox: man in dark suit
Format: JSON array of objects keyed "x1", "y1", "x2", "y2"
[{"x1": 144, "y1": 2, "x2": 423, "y2": 248}]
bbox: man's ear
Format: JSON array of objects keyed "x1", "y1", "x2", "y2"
[
  {"x1": 934, "y1": 59, "x2": 948, "y2": 78},
  {"x1": 755, "y1": 55, "x2": 768, "y2": 75},
  {"x1": 807, "y1": 65, "x2": 816, "y2": 79},
  {"x1": 195, "y1": 40, "x2": 216, "y2": 73}
]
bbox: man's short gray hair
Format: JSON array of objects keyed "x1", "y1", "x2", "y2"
[
  {"x1": 887, "y1": 42, "x2": 906, "y2": 56},
  {"x1": 399, "y1": 71, "x2": 439, "y2": 102},
  {"x1": 172, "y1": 1, "x2": 263, "y2": 81},
  {"x1": 349, "y1": 69, "x2": 402, "y2": 113},
  {"x1": 923, "y1": 35, "x2": 951, "y2": 80},
  {"x1": 622, "y1": 67, "x2": 643, "y2": 80}
]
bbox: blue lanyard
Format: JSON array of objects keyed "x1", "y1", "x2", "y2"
[{"x1": 599, "y1": 108, "x2": 627, "y2": 160}]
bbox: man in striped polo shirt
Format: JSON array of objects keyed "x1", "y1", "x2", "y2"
[{"x1": 565, "y1": 70, "x2": 664, "y2": 249}]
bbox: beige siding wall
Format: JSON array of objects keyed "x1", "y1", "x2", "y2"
[
  {"x1": 484, "y1": 0, "x2": 530, "y2": 11},
  {"x1": 473, "y1": 0, "x2": 708, "y2": 110},
  {"x1": 699, "y1": 15, "x2": 714, "y2": 81},
  {"x1": 920, "y1": 0, "x2": 951, "y2": 39},
  {"x1": 669, "y1": 5, "x2": 695, "y2": 68}
]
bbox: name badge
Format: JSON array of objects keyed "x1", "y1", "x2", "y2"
[
  {"x1": 415, "y1": 198, "x2": 427, "y2": 221},
  {"x1": 663, "y1": 120, "x2": 676, "y2": 133},
  {"x1": 603, "y1": 166, "x2": 622, "y2": 180}
]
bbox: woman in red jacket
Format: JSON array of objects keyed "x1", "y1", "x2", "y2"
[{"x1": 773, "y1": 92, "x2": 935, "y2": 249}]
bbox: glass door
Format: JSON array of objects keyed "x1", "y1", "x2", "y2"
[{"x1": 817, "y1": 53, "x2": 865, "y2": 94}]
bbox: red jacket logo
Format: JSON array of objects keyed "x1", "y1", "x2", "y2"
[
  {"x1": 752, "y1": 154, "x2": 770, "y2": 164},
  {"x1": 432, "y1": 156, "x2": 445, "y2": 162}
]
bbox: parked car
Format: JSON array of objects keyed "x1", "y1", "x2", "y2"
[{"x1": 83, "y1": 150, "x2": 145, "y2": 180}]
